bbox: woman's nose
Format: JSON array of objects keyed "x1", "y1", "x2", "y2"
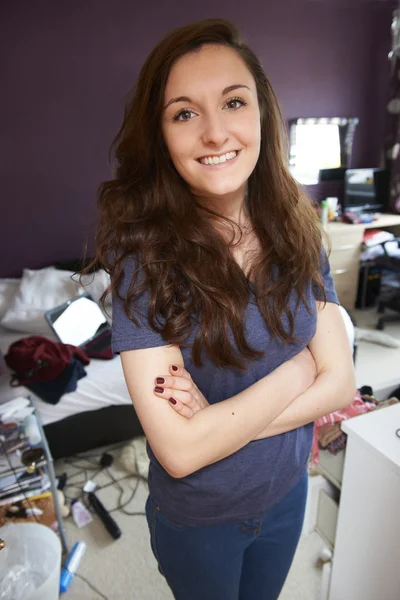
[{"x1": 201, "y1": 114, "x2": 229, "y2": 147}]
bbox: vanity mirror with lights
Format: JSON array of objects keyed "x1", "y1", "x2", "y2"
[
  {"x1": 288, "y1": 117, "x2": 359, "y2": 185},
  {"x1": 287, "y1": 116, "x2": 364, "y2": 310}
]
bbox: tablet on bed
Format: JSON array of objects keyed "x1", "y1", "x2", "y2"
[{"x1": 45, "y1": 293, "x2": 113, "y2": 359}]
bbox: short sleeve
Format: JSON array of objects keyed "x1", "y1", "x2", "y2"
[
  {"x1": 111, "y1": 257, "x2": 169, "y2": 354},
  {"x1": 315, "y1": 250, "x2": 340, "y2": 305}
]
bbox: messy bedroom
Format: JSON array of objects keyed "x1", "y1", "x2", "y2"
[{"x1": 1, "y1": 1, "x2": 400, "y2": 600}]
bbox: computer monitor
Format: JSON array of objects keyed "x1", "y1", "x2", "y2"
[
  {"x1": 343, "y1": 168, "x2": 389, "y2": 214},
  {"x1": 319, "y1": 167, "x2": 347, "y2": 182}
]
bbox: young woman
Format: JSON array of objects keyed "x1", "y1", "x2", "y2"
[{"x1": 93, "y1": 18, "x2": 356, "y2": 600}]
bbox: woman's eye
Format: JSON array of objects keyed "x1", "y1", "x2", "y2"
[
  {"x1": 226, "y1": 98, "x2": 246, "y2": 110},
  {"x1": 174, "y1": 109, "x2": 196, "y2": 122}
]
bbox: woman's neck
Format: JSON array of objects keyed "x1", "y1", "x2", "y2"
[{"x1": 195, "y1": 186, "x2": 249, "y2": 227}]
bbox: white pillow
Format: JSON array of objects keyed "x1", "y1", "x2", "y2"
[
  {"x1": 80, "y1": 269, "x2": 112, "y2": 305},
  {"x1": 0, "y1": 278, "x2": 21, "y2": 319},
  {"x1": 0, "y1": 267, "x2": 83, "y2": 334}
]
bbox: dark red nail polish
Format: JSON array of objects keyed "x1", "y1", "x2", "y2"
[
  {"x1": 172, "y1": 365, "x2": 178, "y2": 371},
  {"x1": 169, "y1": 397, "x2": 177, "y2": 405},
  {"x1": 156, "y1": 377, "x2": 165, "y2": 384},
  {"x1": 154, "y1": 386, "x2": 164, "y2": 393}
]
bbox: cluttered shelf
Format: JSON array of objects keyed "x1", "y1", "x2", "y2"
[
  {"x1": 0, "y1": 392, "x2": 148, "y2": 599},
  {"x1": 0, "y1": 396, "x2": 68, "y2": 553}
]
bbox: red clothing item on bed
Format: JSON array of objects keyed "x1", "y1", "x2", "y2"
[{"x1": 5, "y1": 335, "x2": 90, "y2": 386}]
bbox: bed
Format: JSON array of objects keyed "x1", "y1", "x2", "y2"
[{"x1": 0, "y1": 265, "x2": 143, "y2": 459}]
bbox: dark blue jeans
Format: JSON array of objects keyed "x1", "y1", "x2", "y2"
[{"x1": 145, "y1": 470, "x2": 308, "y2": 600}]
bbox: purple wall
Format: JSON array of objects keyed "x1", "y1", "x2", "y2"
[{"x1": 1, "y1": 0, "x2": 394, "y2": 276}]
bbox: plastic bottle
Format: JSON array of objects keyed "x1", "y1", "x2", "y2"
[
  {"x1": 71, "y1": 499, "x2": 93, "y2": 528},
  {"x1": 320, "y1": 200, "x2": 329, "y2": 227},
  {"x1": 23, "y1": 414, "x2": 41, "y2": 445},
  {"x1": 326, "y1": 196, "x2": 338, "y2": 221},
  {"x1": 60, "y1": 541, "x2": 87, "y2": 593}
]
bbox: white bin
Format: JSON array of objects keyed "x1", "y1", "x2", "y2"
[{"x1": 0, "y1": 522, "x2": 61, "y2": 600}]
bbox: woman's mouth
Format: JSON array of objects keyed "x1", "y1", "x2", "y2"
[{"x1": 197, "y1": 150, "x2": 240, "y2": 166}]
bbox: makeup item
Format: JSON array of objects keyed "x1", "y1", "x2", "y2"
[
  {"x1": 4, "y1": 440, "x2": 30, "y2": 454},
  {"x1": 71, "y1": 499, "x2": 93, "y2": 528},
  {"x1": 87, "y1": 491, "x2": 122, "y2": 540},
  {"x1": 25, "y1": 507, "x2": 43, "y2": 517},
  {"x1": 60, "y1": 541, "x2": 87, "y2": 593},
  {"x1": 23, "y1": 414, "x2": 41, "y2": 445},
  {"x1": 21, "y1": 447, "x2": 45, "y2": 473}
]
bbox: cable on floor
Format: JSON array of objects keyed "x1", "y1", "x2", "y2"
[
  {"x1": 59, "y1": 441, "x2": 147, "y2": 517},
  {"x1": 0, "y1": 440, "x2": 121, "y2": 599},
  {"x1": 75, "y1": 572, "x2": 110, "y2": 600}
]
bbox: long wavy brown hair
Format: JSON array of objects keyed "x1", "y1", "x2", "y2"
[{"x1": 86, "y1": 18, "x2": 327, "y2": 370}]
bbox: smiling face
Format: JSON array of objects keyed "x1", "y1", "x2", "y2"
[{"x1": 162, "y1": 44, "x2": 261, "y2": 211}]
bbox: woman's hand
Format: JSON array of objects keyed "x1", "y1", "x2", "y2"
[{"x1": 153, "y1": 365, "x2": 209, "y2": 418}]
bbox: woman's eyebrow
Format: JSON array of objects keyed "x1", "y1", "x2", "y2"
[{"x1": 163, "y1": 84, "x2": 251, "y2": 110}]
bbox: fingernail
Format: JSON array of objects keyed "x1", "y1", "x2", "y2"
[
  {"x1": 171, "y1": 365, "x2": 178, "y2": 371},
  {"x1": 169, "y1": 397, "x2": 177, "y2": 405},
  {"x1": 154, "y1": 386, "x2": 164, "y2": 393},
  {"x1": 156, "y1": 377, "x2": 165, "y2": 384}
]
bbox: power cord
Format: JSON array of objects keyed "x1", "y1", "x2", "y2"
[
  {"x1": 60, "y1": 442, "x2": 147, "y2": 517},
  {"x1": 75, "y1": 572, "x2": 110, "y2": 600},
  {"x1": 0, "y1": 439, "x2": 112, "y2": 599},
  {"x1": 55, "y1": 442, "x2": 147, "y2": 598}
]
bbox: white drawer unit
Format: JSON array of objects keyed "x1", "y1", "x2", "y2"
[
  {"x1": 315, "y1": 451, "x2": 343, "y2": 550},
  {"x1": 317, "y1": 448, "x2": 345, "y2": 489},
  {"x1": 327, "y1": 404, "x2": 400, "y2": 600},
  {"x1": 316, "y1": 489, "x2": 339, "y2": 548},
  {"x1": 325, "y1": 223, "x2": 364, "y2": 311}
]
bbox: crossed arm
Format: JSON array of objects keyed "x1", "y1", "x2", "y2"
[
  {"x1": 253, "y1": 302, "x2": 356, "y2": 440},
  {"x1": 121, "y1": 302, "x2": 356, "y2": 477}
]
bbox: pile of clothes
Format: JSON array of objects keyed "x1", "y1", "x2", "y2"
[
  {"x1": 4, "y1": 336, "x2": 90, "y2": 404},
  {"x1": 311, "y1": 385, "x2": 400, "y2": 467}
]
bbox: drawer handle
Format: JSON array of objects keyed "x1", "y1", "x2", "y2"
[{"x1": 332, "y1": 268, "x2": 350, "y2": 275}]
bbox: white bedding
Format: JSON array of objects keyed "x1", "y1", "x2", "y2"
[{"x1": 0, "y1": 326, "x2": 131, "y2": 426}]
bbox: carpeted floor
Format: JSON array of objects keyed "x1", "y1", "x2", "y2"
[
  {"x1": 55, "y1": 440, "x2": 326, "y2": 600},
  {"x1": 53, "y1": 307, "x2": 400, "y2": 599}
]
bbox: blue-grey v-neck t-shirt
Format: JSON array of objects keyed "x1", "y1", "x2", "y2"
[{"x1": 111, "y1": 255, "x2": 339, "y2": 526}]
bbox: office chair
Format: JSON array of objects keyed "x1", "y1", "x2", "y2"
[{"x1": 374, "y1": 237, "x2": 400, "y2": 330}]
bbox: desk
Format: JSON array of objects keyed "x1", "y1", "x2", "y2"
[{"x1": 326, "y1": 214, "x2": 400, "y2": 311}]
